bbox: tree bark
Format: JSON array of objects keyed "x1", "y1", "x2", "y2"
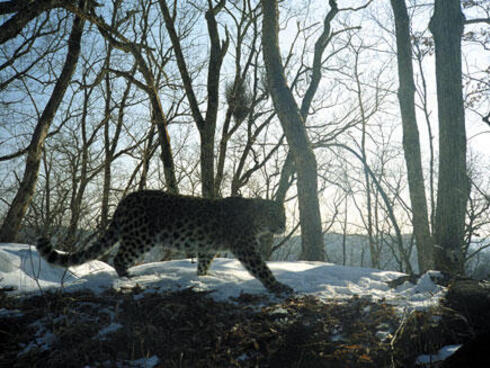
[
  {"x1": 429, "y1": 0, "x2": 469, "y2": 275},
  {"x1": 262, "y1": 0, "x2": 324, "y2": 261},
  {"x1": 91, "y1": 6, "x2": 178, "y2": 194},
  {"x1": 390, "y1": 0, "x2": 434, "y2": 272},
  {"x1": 101, "y1": 72, "x2": 114, "y2": 232},
  {"x1": 270, "y1": 0, "x2": 338, "y2": 259},
  {"x1": 0, "y1": 7, "x2": 85, "y2": 242},
  {"x1": 159, "y1": 0, "x2": 228, "y2": 198},
  {"x1": 0, "y1": 0, "x2": 68, "y2": 45},
  {"x1": 201, "y1": 3, "x2": 228, "y2": 198},
  {"x1": 324, "y1": 142, "x2": 413, "y2": 274},
  {"x1": 101, "y1": 65, "x2": 131, "y2": 230}
]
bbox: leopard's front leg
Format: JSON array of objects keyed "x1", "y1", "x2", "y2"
[
  {"x1": 197, "y1": 251, "x2": 216, "y2": 276},
  {"x1": 233, "y1": 242, "x2": 293, "y2": 296}
]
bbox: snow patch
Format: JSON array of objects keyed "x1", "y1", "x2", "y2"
[
  {"x1": 96, "y1": 322, "x2": 123, "y2": 340},
  {"x1": 415, "y1": 345, "x2": 462, "y2": 365},
  {"x1": 18, "y1": 329, "x2": 55, "y2": 356},
  {"x1": 124, "y1": 355, "x2": 160, "y2": 368},
  {"x1": 0, "y1": 243, "x2": 444, "y2": 311},
  {"x1": 0, "y1": 307, "x2": 23, "y2": 318}
]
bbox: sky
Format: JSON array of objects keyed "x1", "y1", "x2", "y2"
[{"x1": 0, "y1": 242, "x2": 461, "y2": 366}]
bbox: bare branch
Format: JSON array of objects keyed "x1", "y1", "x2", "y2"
[{"x1": 465, "y1": 17, "x2": 490, "y2": 25}]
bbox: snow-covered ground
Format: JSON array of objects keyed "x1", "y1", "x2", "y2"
[
  {"x1": 1, "y1": 243, "x2": 462, "y2": 367},
  {"x1": 1, "y1": 243, "x2": 445, "y2": 310}
]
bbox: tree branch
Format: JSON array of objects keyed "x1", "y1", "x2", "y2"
[{"x1": 465, "y1": 18, "x2": 490, "y2": 25}]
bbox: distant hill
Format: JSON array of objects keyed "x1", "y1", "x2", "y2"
[{"x1": 271, "y1": 233, "x2": 490, "y2": 279}]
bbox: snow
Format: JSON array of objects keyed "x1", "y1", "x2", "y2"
[
  {"x1": 122, "y1": 355, "x2": 160, "y2": 368},
  {"x1": 0, "y1": 243, "x2": 445, "y2": 311},
  {"x1": 415, "y1": 345, "x2": 462, "y2": 366},
  {"x1": 94, "y1": 356, "x2": 160, "y2": 368},
  {"x1": 0, "y1": 242, "x2": 454, "y2": 366},
  {"x1": 0, "y1": 243, "x2": 113, "y2": 293},
  {"x1": 96, "y1": 322, "x2": 123, "y2": 340},
  {"x1": 18, "y1": 322, "x2": 56, "y2": 357},
  {"x1": 0, "y1": 307, "x2": 23, "y2": 318}
]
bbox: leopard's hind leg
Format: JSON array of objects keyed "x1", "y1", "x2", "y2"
[
  {"x1": 197, "y1": 251, "x2": 216, "y2": 276},
  {"x1": 113, "y1": 235, "x2": 146, "y2": 277}
]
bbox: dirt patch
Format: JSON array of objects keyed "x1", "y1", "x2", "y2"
[{"x1": 0, "y1": 283, "x2": 485, "y2": 367}]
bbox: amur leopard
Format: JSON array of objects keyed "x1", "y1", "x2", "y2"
[{"x1": 36, "y1": 190, "x2": 293, "y2": 295}]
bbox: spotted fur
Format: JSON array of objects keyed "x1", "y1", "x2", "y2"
[{"x1": 36, "y1": 190, "x2": 292, "y2": 295}]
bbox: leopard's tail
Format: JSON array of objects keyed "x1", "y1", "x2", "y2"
[{"x1": 36, "y1": 223, "x2": 119, "y2": 268}]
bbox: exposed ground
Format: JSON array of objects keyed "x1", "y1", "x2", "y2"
[{"x1": 1, "y1": 278, "x2": 488, "y2": 367}]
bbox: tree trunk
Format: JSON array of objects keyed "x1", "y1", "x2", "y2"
[
  {"x1": 323, "y1": 143, "x2": 414, "y2": 274},
  {"x1": 101, "y1": 95, "x2": 113, "y2": 231},
  {"x1": 159, "y1": 0, "x2": 228, "y2": 198},
  {"x1": 268, "y1": 0, "x2": 337, "y2": 259},
  {"x1": 138, "y1": 124, "x2": 157, "y2": 191},
  {"x1": 262, "y1": 0, "x2": 324, "y2": 261},
  {"x1": 200, "y1": 4, "x2": 228, "y2": 198},
  {"x1": 0, "y1": 0, "x2": 67, "y2": 45},
  {"x1": 429, "y1": 0, "x2": 469, "y2": 275},
  {"x1": 95, "y1": 11, "x2": 178, "y2": 195},
  {"x1": 354, "y1": 51, "x2": 377, "y2": 268},
  {"x1": 341, "y1": 193, "x2": 348, "y2": 266},
  {"x1": 101, "y1": 64, "x2": 133, "y2": 229},
  {"x1": 390, "y1": 0, "x2": 434, "y2": 272},
  {"x1": 0, "y1": 9, "x2": 85, "y2": 242}
]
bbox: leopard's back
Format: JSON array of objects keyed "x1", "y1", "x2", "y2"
[{"x1": 114, "y1": 192, "x2": 267, "y2": 249}]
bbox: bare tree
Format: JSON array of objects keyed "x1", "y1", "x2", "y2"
[
  {"x1": 0, "y1": 3, "x2": 86, "y2": 242},
  {"x1": 429, "y1": 0, "x2": 470, "y2": 274},
  {"x1": 0, "y1": 0, "x2": 72, "y2": 44},
  {"x1": 159, "y1": 0, "x2": 229, "y2": 198},
  {"x1": 262, "y1": 0, "x2": 324, "y2": 261},
  {"x1": 217, "y1": 1, "x2": 267, "y2": 197},
  {"x1": 324, "y1": 142, "x2": 413, "y2": 274},
  {"x1": 412, "y1": 30, "x2": 437, "y2": 231},
  {"x1": 63, "y1": 70, "x2": 106, "y2": 246},
  {"x1": 390, "y1": 0, "x2": 434, "y2": 272},
  {"x1": 63, "y1": 0, "x2": 179, "y2": 193}
]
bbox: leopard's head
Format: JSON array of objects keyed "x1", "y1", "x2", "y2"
[{"x1": 254, "y1": 199, "x2": 286, "y2": 235}]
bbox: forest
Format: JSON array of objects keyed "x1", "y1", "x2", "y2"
[
  {"x1": 1, "y1": 0, "x2": 490, "y2": 367},
  {"x1": 1, "y1": 0, "x2": 488, "y2": 276}
]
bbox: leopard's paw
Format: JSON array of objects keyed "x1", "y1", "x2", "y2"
[{"x1": 269, "y1": 282, "x2": 294, "y2": 297}]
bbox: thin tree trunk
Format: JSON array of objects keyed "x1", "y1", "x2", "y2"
[
  {"x1": 101, "y1": 63, "x2": 133, "y2": 229},
  {"x1": 56, "y1": 2, "x2": 178, "y2": 193},
  {"x1": 149, "y1": 87, "x2": 178, "y2": 194},
  {"x1": 201, "y1": 4, "x2": 228, "y2": 198},
  {"x1": 324, "y1": 143, "x2": 414, "y2": 274},
  {"x1": 274, "y1": 151, "x2": 295, "y2": 204},
  {"x1": 354, "y1": 49, "x2": 377, "y2": 268},
  {"x1": 0, "y1": 9, "x2": 85, "y2": 242},
  {"x1": 101, "y1": 73, "x2": 113, "y2": 231},
  {"x1": 139, "y1": 124, "x2": 157, "y2": 191},
  {"x1": 159, "y1": 0, "x2": 228, "y2": 198},
  {"x1": 269, "y1": 0, "x2": 338, "y2": 259},
  {"x1": 94, "y1": 13, "x2": 178, "y2": 194},
  {"x1": 341, "y1": 194, "x2": 348, "y2": 266},
  {"x1": 0, "y1": 0, "x2": 67, "y2": 44},
  {"x1": 65, "y1": 76, "x2": 93, "y2": 246},
  {"x1": 262, "y1": 0, "x2": 324, "y2": 261},
  {"x1": 390, "y1": 0, "x2": 434, "y2": 272},
  {"x1": 429, "y1": 0, "x2": 469, "y2": 275}
]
